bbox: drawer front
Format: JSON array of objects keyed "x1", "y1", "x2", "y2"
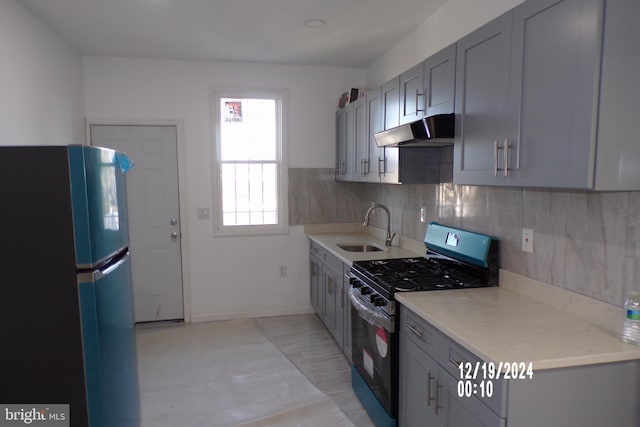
[
  {"x1": 324, "y1": 250, "x2": 344, "y2": 272},
  {"x1": 310, "y1": 241, "x2": 325, "y2": 261},
  {"x1": 400, "y1": 308, "x2": 441, "y2": 359},
  {"x1": 442, "y1": 334, "x2": 507, "y2": 418}
]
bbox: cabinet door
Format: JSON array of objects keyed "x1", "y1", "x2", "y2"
[
  {"x1": 424, "y1": 44, "x2": 456, "y2": 117},
  {"x1": 507, "y1": 0, "x2": 603, "y2": 188},
  {"x1": 399, "y1": 331, "x2": 440, "y2": 427},
  {"x1": 352, "y1": 96, "x2": 369, "y2": 181},
  {"x1": 366, "y1": 88, "x2": 383, "y2": 183},
  {"x1": 382, "y1": 76, "x2": 400, "y2": 130},
  {"x1": 453, "y1": 12, "x2": 513, "y2": 186},
  {"x1": 309, "y1": 254, "x2": 322, "y2": 315},
  {"x1": 333, "y1": 267, "x2": 345, "y2": 350},
  {"x1": 322, "y1": 260, "x2": 342, "y2": 339},
  {"x1": 380, "y1": 77, "x2": 401, "y2": 183},
  {"x1": 343, "y1": 103, "x2": 359, "y2": 181},
  {"x1": 443, "y1": 371, "x2": 506, "y2": 427},
  {"x1": 335, "y1": 109, "x2": 347, "y2": 180},
  {"x1": 342, "y1": 265, "x2": 352, "y2": 362},
  {"x1": 399, "y1": 63, "x2": 425, "y2": 125}
]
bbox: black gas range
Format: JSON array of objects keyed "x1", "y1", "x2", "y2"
[{"x1": 349, "y1": 222, "x2": 499, "y2": 427}]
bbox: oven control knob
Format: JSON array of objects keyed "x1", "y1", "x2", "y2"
[
  {"x1": 372, "y1": 297, "x2": 386, "y2": 307},
  {"x1": 350, "y1": 278, "x2": 361, "y2": 288},
  {"x1": 360, "y1": 287, "x2": 372, "y2": 295}
]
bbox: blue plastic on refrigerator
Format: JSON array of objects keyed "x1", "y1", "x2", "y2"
[{"x1": 114, "y1": 151, "x2": 135, "y2": 173}]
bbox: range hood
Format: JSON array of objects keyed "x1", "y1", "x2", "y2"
[{"x1": 374, "y1": 113, "x2": 454, "y2": 147}]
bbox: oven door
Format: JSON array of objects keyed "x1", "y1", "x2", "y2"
[{"x1": 349, "y1": 288, "x2": 398, "y2": 418}]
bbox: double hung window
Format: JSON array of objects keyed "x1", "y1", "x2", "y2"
[{"x1": 212, "y1": 88, "x2": 288, "y2": 235}]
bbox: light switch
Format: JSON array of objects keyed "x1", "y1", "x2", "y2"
[{"x1": 197, "y1": 207, "x2": 210, "y2": 220}]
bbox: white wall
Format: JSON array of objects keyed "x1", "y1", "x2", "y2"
[
  {"x1": 366, "y1": 0, "x2": 526, "y2": 88},
  {"x1": 83, "y1": 56, "x2": 364, "y2": 321},
  {"x1": 0, "y1": 0, "x2": 84, "y2": 146}
]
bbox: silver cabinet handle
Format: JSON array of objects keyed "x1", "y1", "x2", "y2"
[
  {"x1": 434, "y1": 379, "x2": 443, "y2": 415},
  {"x1": 503, "y1": 138, "x2": 511, "y2": 177},
  {"x1": 170, "y1": 231, "x2": 179, "y2": 239},
  {"x1": 406, "y1": 323, "x2": 424, "y2": 337},
  {"x1": 170, "y1": 218, "x2": 178, "y2": 226},
  {"x1": 416, "y1": 88, "x2": 425, "y2": 114},
  {"x1": 493, "y1": 140, "x2": 500, "y2": 177},
  {"x1": 427, "y1": 370, "x2": 435, "y2": 407}
]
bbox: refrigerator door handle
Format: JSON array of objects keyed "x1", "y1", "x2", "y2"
[
  {"x1": 101, "y1": 251, "x2": 130, "y2": 277},
  {"x1": 78, "y1": 251, "x2": 130, "y2": 283}
]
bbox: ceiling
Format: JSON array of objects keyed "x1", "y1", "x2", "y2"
[{"x1": 19, "y1": 0, "x2": 448, "y2": 68}]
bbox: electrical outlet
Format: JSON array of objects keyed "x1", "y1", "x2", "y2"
[
  {"x1": 420, "y1": 207, "x2": 427, "y2": 223},
  {"x1": 522, "y1": 228, "x2": 534, "y2": 253},
  {"x1": 279, "y1": 265, "x2": 287, "y2": 278}
]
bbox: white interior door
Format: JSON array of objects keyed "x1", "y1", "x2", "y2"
[{"x1": 91, "y1": 125, "x2": 184, "y2": 322}]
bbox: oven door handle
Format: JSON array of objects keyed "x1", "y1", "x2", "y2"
[{"x1": 348, "y1": 287, "x2": 394, "y2": 332}]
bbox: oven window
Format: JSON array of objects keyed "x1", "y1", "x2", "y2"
[{"x1": 351, "y1": 306, "x2": 398, "y2": 416}]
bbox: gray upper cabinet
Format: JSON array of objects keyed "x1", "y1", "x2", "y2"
[
  {"x1": 424, "y1": 44, "x2": 456, "y2": 117},
  {"x1": 351, "y1": 96, "x2": 369, "y2": 181},
  {"x1": 453, "y1": 12, "x2": 513, "y2": 186},
  {"x1": 337, "y1": 98, "x2": 363, "y2": 181},
  {"x1": 399, "y1": 43, "x2": 456, "y2": 126},
  {"x1": 506, "y1": 0, "x2": 603, "y2": 188},
  {"x1": 380, "y1": 77, "x2": 401, "y2": 183},
  {"x1": 399, "y1": 63, "x2": 425, "y2": 125},
  {"x1": 366, "y1": 88, "x2": 384, "y2": 183},
  {"x1": 343, "y1": 100, "x2": 359, "y2": 181},
  {"x1": 454, "y1": 0, "x2": 640, "y2": 190},
  {"x1": 335, "y1": 109, "x2": 347, "y2": 180}
]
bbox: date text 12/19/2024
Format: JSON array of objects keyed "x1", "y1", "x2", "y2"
[{"x1": 457, "y1": 361, "x2": 534, "y2": 398}]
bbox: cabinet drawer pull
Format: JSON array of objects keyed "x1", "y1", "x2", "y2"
[
  {"x1": 450, "y1": 357, "x2": 464, "y2": 369},
  {"x1": 406, "y1": 323, "x2": 424, "y2": 337}
]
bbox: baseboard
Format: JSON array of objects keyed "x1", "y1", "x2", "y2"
[{"x1": 191, "y1": 307, "x2": 315, "y2": 323}]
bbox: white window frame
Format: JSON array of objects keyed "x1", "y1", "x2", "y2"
[{"x1": 211, "y1": 87, "x2": 289, "y2": 236}]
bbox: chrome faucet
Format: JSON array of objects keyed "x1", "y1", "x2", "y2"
[{"x1": 362, "y1": 204, "x2": 396, "y2": 246}]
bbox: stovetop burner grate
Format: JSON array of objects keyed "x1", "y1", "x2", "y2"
[{"x1": 352, "y1": 256, "x2": 486, "y2": 295}]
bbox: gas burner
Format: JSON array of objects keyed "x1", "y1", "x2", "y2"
[
  {"x1": 402, "y1": 258, "x2": 422, "y2": 264},
  {"x1": 370, "y1": 260, "x2": 389, "y2": 265}
]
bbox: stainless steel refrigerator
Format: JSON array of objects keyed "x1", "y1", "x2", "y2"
[{"x1": 0, "y1": 145, "x2": 140, "y2": 427}]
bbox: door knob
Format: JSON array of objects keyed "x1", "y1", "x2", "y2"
[
  {"x1": 170, "y1": 218, "x2": 178, "y2": 226},
  {"x1": 170, "y1": 232, "x2": 179, "y2": 239}
]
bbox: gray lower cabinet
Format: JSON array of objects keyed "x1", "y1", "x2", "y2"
[
  {"x1": 454, "y1": 0, "x2": 640, "y2": 190},
  {"x1": 309, "y1": 252, "x2": 322, "y2": 314},
  {"x1": 399, "y1": 306, "x2": 640, "y2": 427},
  {"x1": 309, "y1": 241, "x2": 352, "y2": 361}
]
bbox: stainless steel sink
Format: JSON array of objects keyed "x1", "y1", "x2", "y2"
[{"x1": 337, "y1": 243, "x2": 384, "y2": 252}]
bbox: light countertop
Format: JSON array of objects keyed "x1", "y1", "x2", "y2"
[
  {"x1": 396, "y1": 270, "x2": 640, "y2": 371},
  {"x1": 306, "y1": 226, "x2": 640, "y2": 370},
  {"x1": 305, "y1": 224, "x2": 424, "y2": 266}
]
